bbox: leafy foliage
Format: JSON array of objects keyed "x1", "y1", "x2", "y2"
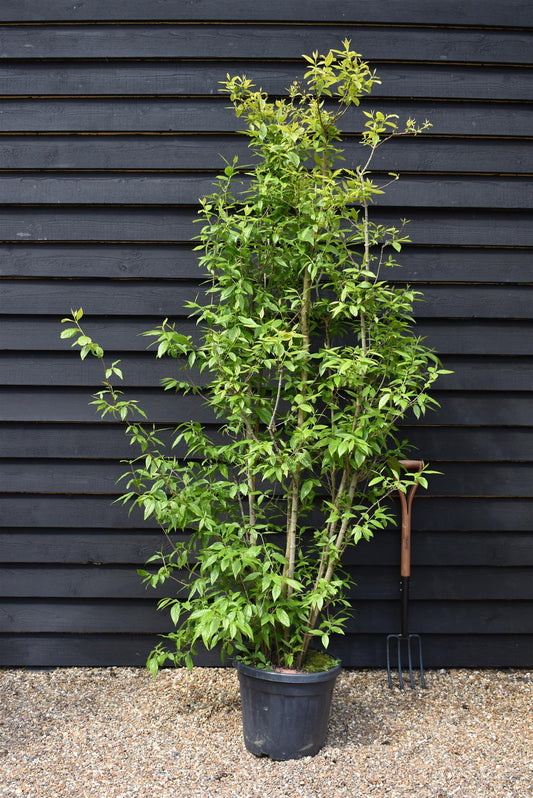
[{"x1": 62, "y1": 42, "x2": 448, "y2": 674}]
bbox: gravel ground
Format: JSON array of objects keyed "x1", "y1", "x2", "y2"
[{"x1": 0, "y1": 666, "x2": 531, "y2": 798}]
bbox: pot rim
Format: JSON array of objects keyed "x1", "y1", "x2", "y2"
[{"x1": 235, "y1": 658, "x2": 341, "y2": 684}]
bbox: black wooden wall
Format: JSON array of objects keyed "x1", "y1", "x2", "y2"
[{"x1": 1, "y1": 1, "x2": 532, "y2": 667}]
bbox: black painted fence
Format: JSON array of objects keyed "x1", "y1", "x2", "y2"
[{"x1": 0, "y1": 0, "x2": 532, "y2": 667}]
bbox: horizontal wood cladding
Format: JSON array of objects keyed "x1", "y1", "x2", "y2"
[
  {"x1": 2, "y1": 531, "x2": 532, "y2": 566},
  {"x1": 2, "y1": 282, "x2": 533, "y2": 319},
  {"x1": 0, "y1": 633, "x2": 530, "y2": 669},
  {"x1": 1, "y1": 245, "x2": 530, "y2": 282},
  {"x1": 0, "y1": 25, "x2": 531, "y2": 63},
  {"x1": 1, "y1": 63, "x2": 531, "y2": 102},
  {"x1": 2, "y1": 0, "x2": 531, "y2": 27},
  {"x1": 3, "y1": 319, "x2": 533, "y2": 355},
  {"x1": 0, "y1": 634, "x2": 163, "y2": 668},
  {"x1": 0, "y1": 353, "x2": 531, "y2": 391},
  {"x1": 2, "y1": 495, "x2": 533, "y2": 532},
  {"x1": 1, "y1": 10, "x2": 532, "y2": 667},
  {"x1": 2, "y1": 390, "x2": 533, "y2": 426},
  {"x1": 0, "y1": 99, "x2": 530, "y2": 135},
  {"x1": 0, "y1": 174, "x2": 531, "y2": 209},
  {"x1": 0, "y1": 136, "x2": 529, "y2": 174},
  {"x1": 1, "y1": 565, "x2": 532, "y2": 600},
  {"x1": 2, "y1": 424, "x2": 533, "y2": 461},
  {"x1": 1, "y1": 460, "x2": 532, "y2": 497},
  {"x1": 1, "y1": 599, "x2": 531, "y2": 635},
  {"x1": 0, "y1": 209, "x2": 531, "y2": 245},
  {"x1": 333, "y1": 634, "x2": 533, "y2": 668}
]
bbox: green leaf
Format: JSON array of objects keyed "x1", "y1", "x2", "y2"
[
  {"x1": 147, "y1": 656, "x2": 159, "y2": 678},
  {"x1": 276, "y1": 608, "x2": 290, "y2": 627},
  {"x1": 170, "y1": 603, "x2": 181, "y2": 626},
  {"x1": 300, "y1": 479, "x2": 315, "y2": 500}
]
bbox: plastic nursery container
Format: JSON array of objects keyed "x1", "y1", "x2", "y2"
[{"x1": 236, "y1": 659, "x2": 341, "y2": 761}]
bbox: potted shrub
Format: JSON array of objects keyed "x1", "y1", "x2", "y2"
[{"x1": 62, "y1": 41, "x2": 446, "y2": 760}]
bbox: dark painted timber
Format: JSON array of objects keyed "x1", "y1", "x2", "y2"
[{"x1": 0, "y1": 3, "x2": 532, "y2": 667}]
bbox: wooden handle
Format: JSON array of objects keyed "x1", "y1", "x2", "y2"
[
  {"x1": 399, "y1": 459, "x2": 424, "y2": 472},
  {"x1": 398, "y1": 459, "x2": 423, "y2": 577}
]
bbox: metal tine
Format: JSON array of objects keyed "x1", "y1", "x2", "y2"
[
  {"x1": 412, "y1": 633, "x2": 427, "y2": 689},
  {"x1": 386, "y1": 632, "x2": 426, "y2": 690}
]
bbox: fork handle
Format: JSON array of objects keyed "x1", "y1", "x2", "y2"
[{"x1": 398, "y1": 460, "x2": 423, "y2": 578}]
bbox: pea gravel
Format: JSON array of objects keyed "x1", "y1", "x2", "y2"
[{"x1": 0, "y1": 666, "x2": 531, "y2": 797}]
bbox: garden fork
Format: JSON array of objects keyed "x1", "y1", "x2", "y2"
[{"x1": 386, "y1": 459, "x2": 427, "y2": 690}]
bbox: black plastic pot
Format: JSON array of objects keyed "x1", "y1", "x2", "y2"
[{"x1": 236, "y1": 659, "x2": 341, "y2": 760}]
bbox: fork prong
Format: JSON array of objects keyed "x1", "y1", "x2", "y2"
[
  {"x1": 386, "y1": 633, "x2": 426, "y2": 690},
  {"x1": 407, "y1": 634, "x2": 416, "y2": 688},
  {"x1": 412, "y1": 633, "x2": 427, "y2": 689},
  {"x1": 386, "y1": 634, "x2": 394, "y2": 689},
  {"x1": 397, "y1": 636, "x2": 405, "y2": 690}
]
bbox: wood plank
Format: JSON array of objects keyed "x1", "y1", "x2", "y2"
[
  {"x1": 1, "y1": 564, "x2": 532, "y2": 600},
  {"x1": 429, "y1": 393, "x2": 533, "y2": 427},
  {"x1": 0, "y1": 207, "x2": 196, "y2": 242},
  {"x1": 345, "y1": 600, "x2": 533, "y2": 634},
  {"x1": 0, "y1": 423, "x2": 181, "y2": 458},
  {"x1": 2, "y1": 530, "x2": 531, "y2": 567},
  {"x1": 382, "y1": 176, "x2": 533, "y2": 210},
  {"x1": 414, "y1": 288, "x2": 533, "y2": 320},
  {"x1": 331, "y1": 634, "x2": 533, "y2": 669},
  {"x1": 406, "y1": 427, "x2": 533, "y2": 461},
  {"x1": 1, "y1": 173, "x2": 531, "y2": 209},
  {"x1": 435, "y1": 357, "x2": 533, "y2": 391},
  {"x1": 0, "y1": 388, "x2": 218, "y2": 424},
  {"x1": 388, "y1": 210, "x2": 533, "y2": 247},
  {"x1": 1, "y1": 460, "x2": 531, "y2": 497},
  {"x1": 4, "y1": 281, "x2": 533, "y2": 318},
  {"x1": 0, "y1": 208, "x2": 530, "y2": 245},
  {"x1": 0, "y1": 25, "x2": 530, "y2": 63},
  {"x1": 0, "y1": 565, "x2": 153, "y2": 598},
  {"x1": 0, "y1": 352, "x2": 530, "y2": 391},
  {"x1": 1, "y1": 632, "x2": 531, "y2": 668},
  {"x1": 3, "y1": 423, "x2": 531, "y2": 461},
  {"x1": 0, "y1": 495, "x2": 159, "y2": 529},
  {"x1": 2, "y1": 598, "x2": 530, "y2": 634},
  {"x1": 0, "y1": 531, "x2": 172, "y2": 565},
  {"x1": 1, "y1": 244, "x2": 530, "y2": 282},
  {"x1": 0, "y1": 634, "x2": 161, "y2": 668},
  {"x1": 347, "y1": 531, "x2": 533, "y2": 567},
  {"x1": 424, "y1": 463, "x2": 533, "y2": 497},
  {"x1": 3, "y1": 1, "x2": 532, "y2": 26},
  {"x1": 0, "y1": 352, "x2": 191, "y2": 387},
  {"x1": 0, "y1": 280, "x2": 200, "y2": 315},
  {"x1": 0, "y1": 244, "x2": 199, "y2": 279},
  {"x1": 0, "y1": 599, "x2": 174, "y2": 633},
  {"x1": 3, "y1": 317, "x2": 533, "y2": 355},
  {"x1": 1, "y1": 388, "x2": 531, "y2": 426},
  {"x1": 0, "y1": 494, "x2": 532, "y2": 531},
  {"x1": 0, "y1": 531, "x2": 184, "y2": 565},
  {"x1": 416, "y1": 321, "x2": 533, "y2": 356},
  {"x1": 0, "y1": 460, "x2": 129, "y2": 494},
  {"x1": 412, "y1": 498, "x2": 533, "y2": 532},
  {"x1": 0, "y1": 99, "x2": 529, "y2": 136},
  {"x1": 371, "y1": 247, "x2": 533, "y2": 284},
  {"x1": 1, "y1": 62, "x2": 530, "y2": 102},
  {"x1": 1, "y1": 135, "x2": 529, "y2": 174},
  {"x1": 1, "y1": 317, "x2": 196, "y2": 351}
]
